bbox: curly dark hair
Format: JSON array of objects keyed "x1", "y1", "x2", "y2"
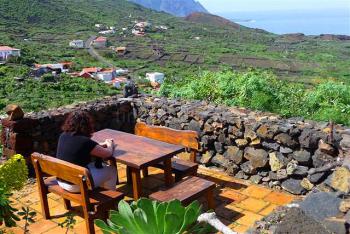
[{"x1": 62, "y1": 111, "x2": 95, "y2": 136}]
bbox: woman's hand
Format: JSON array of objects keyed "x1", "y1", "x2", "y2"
[{"x1": 105, "y1": 139, "x2": 115, "y2": 149}]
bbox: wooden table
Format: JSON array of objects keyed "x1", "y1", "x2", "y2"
[{"x1": 92, "y1": 129, "x2": 185, "y2": 200}]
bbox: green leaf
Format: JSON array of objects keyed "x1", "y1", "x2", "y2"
[
  {"x1": 137, "y1": 198, "x2": 157, "y2": 234},
  {"x1": 164, "y1": 213, "x2": 181, "y2": 234},
  {"x1": 118, "y1": 200, "x2": 134, "y2": 220},
  {"x1": 110, "y1": 213, "x2": 139, "y2": 233},
  {"x1": 29, "y1": 211, "x2": 36, "y2": 216},
  {"x1": 156, "y1": 202, "x2": 167, "y2": 233},
  {"x1": 134, "y1": 208, "x2": 149, "y2": 233},
  {"x1": 94, "y1": 219, "x2": 118, "y2": 234},
  {"x1": 178, "y1": 201, "x2": 201, "y2": 233}
]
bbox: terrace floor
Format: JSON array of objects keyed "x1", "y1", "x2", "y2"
[{"x1": 2, "y1": 165, "x2": 296, "y2": 234}]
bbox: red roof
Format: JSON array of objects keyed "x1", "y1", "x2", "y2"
[
  {"x1": 0, "y1": 46, "x2": 20, "y2": 51},
  {"x1": 101, "y1": 68, "x2": 114, "y2": 73},
  {"x1": 94, "y1": 37, "x2": 107, "y2": 42},
  {"x1": 112, "y1": 77, "x2": 127, "y2": 83},
  {"x1": 82, "y1": 67, "x2": 100, "y2": 73}
]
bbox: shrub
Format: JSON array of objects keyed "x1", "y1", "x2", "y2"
[
  {"x1": 0, "y1": 154, "x2": 28, "y2": 191},
  {"x1": 0, "y1": 187, "x2": 19, "y2": 227},
  {"x1": 159, "y1": 70, "x2": 350, "y2": 125},
  {"x1": 95, "y1": 199, "x2": 212, "y2": 234},
  {"x1": 0, "y1": 154, "x2": 28, "y2": 228}
]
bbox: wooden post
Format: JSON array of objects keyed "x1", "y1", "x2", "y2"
[
  {"x1": 80, "y1": 175, "x2": 95, "y2": 234},
  {"x1": 206, "y1": 189, "x2": 215, "y2": 210},
  {"x1": 131, "y1": 168, "x2": 142, "y2": 200},
  {"x1": 32, "y1": 159, "x2": 50, "y2": 219},
  {"x1": 164, "y1": 158, "x2": 173, "y2": 186}
]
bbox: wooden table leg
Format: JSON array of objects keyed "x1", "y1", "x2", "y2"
[
  {"x1": 164, "y1": 158, "x2": 173, "y2": 187},
  {"x1": 206, "y1": 189, "x2": 215, "y2": 210},
  {"x1": 131, "y1": 168, "x2": 142, "y2": 200},
  {"x1": 126, "y1": 166, "x2": 132, "y2": 184}
]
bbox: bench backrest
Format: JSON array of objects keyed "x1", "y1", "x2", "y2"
[
  {"x1": 135, "y1": 122, "x2": 199, "y2": 162},
  {"x1": 31, "y1": 152, "x2": 94, "y2": 190}
]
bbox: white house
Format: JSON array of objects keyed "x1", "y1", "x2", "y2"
[
  {"x1": 146, "y1": 72, "x2": 165, "y2": 84},
  {"x1": 35, "y1": 62, "x2": 72, "y2": 73},
  {"x1": 69, "y1": 40, "x2": 84, "y2": 48},
  {"x1": 0, "y1": 46, "x2": 21, "y2": 61},
  {"x1": 96, "y1": 68, "x2": 115, "y2": 81},
  {"x1": 96, "y1": 72, "x2": 113, "y2": 81},
  {"x1": 111, "y1": 77, "x2": 127, "y2": 89},
  {"x1": 115, "y1": 68, "x2": 128, "y2": 76},
  {"x1": 99, "y1": 30, "x2": 115, "y2": 35}
]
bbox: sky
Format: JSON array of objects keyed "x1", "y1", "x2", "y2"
[{"x1": 197, "y1": 0, "x2": 350, "y2": 13}]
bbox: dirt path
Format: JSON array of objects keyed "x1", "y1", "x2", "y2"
[{"x1": 86, "y1": 35, "x2": 115, "y2": 67}]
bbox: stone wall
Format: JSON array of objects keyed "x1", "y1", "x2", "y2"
[
  {"x1": 134, "y1": 95, "x2": 350, "y2": 195},
  {"x1": 1, "y1": 95, "x2": 135, "y2": 160},
  {"x1": 1, "y1": 94, "x2": 349, "y2": 195}
]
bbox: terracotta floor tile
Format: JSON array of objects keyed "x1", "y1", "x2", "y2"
[
  {"x1": 18, "y1": 192, "x2": 41, "y2": 206},
  {"x1": 51, "y1": 212, "x2": 85, "y2": 225},
  {"x1": 2, "y1": 226, "x2": 24, "y2": 234},
  {"x1": 231, "y1": 223, "x2": 250, "y2": 233},
  {"x1": 27, "y1": 219, "x2": 58, "y2": 234},
  {"x1": 225, "y1": 203, "x2": 244, "y2": 213},
  {"x1": 235, "y1": 211, "x2": 263, "y2": 226},
  {"x1": 31, "y1": 198, "x2": 62, "y2": 213},
  {"x1": 9, "y1": 165, "x2": 300, "y2": 233},
  {"x1": 259, "y1": 204, "x2": 279, "y2": 216},
  {"x1": 241, "y1": 185, "x2": 272, "y2": 199},
  {"x1": 264, "y1": 191, "x2": 295, "y2": 205},
  {"x1": 236, "y1": 197, "x2": 269, "y2": 213},
  {"x1": 42, "y1": 226, "x2": 67, "y2": 234},
  {"x1": 215, "y1": 203, "x2": 244, "y2": 221},
  {"x1": 71, "y1": 221, "x2": 102, "y2": 234},
  {"x1": 47, "y1": 193, "x2": 62, "y2": 201},
  {"x1": 219, "y1": 189, "x2": 248, "y2": 203}
]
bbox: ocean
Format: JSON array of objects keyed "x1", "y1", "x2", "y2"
[{"x1": 218, "y1": 9, "x2": 350, "y2": 35}]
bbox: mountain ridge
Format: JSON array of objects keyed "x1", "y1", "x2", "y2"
[{"x1": 129, "y1": 0, "x2": 208, "y2": 17}]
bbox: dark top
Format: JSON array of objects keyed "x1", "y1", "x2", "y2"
[
  {"x1": 56, "y1": 132, "x2": 98, "y2": 167},
  {"x1": 123, "y1": 79, "x2": 138, "y2": 98}
]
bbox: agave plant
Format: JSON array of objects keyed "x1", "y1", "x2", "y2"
[{"x1": 95, "y1": 198, "x2": 212, "y2": 234}]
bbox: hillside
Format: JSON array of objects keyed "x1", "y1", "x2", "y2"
[
  {"x1": 185, "y1": 12, "x2": 242, "y2": 30},
  {"x1": 0, "y1": 0, "x2": 349, "y2": 115},
  {"x1": 129, "y1": 0, "x2": 208, "y2": 17}
]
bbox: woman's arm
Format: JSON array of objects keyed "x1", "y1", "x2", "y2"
[
  {"x1": 91, "y1": 139, "x2": 115, "y2": 159},
  {"x1": 90, "y1": 145, "x2": 113, "y2": 159}
]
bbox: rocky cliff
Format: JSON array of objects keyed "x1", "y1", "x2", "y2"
[{"x1": 129, "y1": 0, "x2": 208, "y2": 17}]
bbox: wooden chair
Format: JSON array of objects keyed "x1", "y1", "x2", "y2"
[
  {"x1": 149, "y1": 176, "x2": 216, "y2": 209},
  {"x1": 135, "y1": 122, "x2": 199, "y2": 182},
  {"x1": 31, "y1": 153, "x2": 124, "y2": 234}
]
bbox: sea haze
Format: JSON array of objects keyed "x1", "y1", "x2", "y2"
[{"x1": 218, "y1": 9, "x2": 350, "y2": 35}]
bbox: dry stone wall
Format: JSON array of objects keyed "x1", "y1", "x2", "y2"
[
  {"x1": 1, "y1": 94, "x2": 349, "y2": 195},
  {"x1": 134, "y1": 95, "x2": 350, "y2": 195},
  {"x1": 1, "y1": 95, "x2": 135, "y2": 159}
]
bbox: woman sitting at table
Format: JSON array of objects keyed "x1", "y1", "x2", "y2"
[{"x1": 56, "y1": 111, "x2": 117, "y2": 193}]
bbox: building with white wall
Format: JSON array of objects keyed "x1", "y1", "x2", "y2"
[
  {"x1": 69, "y1": 40, "x2": 85, "y2": 48},
  {"x1": 0, "y1": 46, "x2": 21, "y2": 61}
]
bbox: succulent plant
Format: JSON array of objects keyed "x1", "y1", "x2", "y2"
[{"x1": 95, "y1": 198, "x2": 212, "y2": 234}]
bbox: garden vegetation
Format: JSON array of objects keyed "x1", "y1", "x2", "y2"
[{"x1": 160, "y1": 70, "x2": 350, "y2": 125}]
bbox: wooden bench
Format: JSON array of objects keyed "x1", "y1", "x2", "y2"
[
  {"x1": 149, "y1": 176, "x2": 216, "y2": 209},
  {"x1": 135, "y1": 122, "x2": 199, "y2": 181},
  {"x1": 31, "y1": 153, "x2": 124, "y2": 234}
]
